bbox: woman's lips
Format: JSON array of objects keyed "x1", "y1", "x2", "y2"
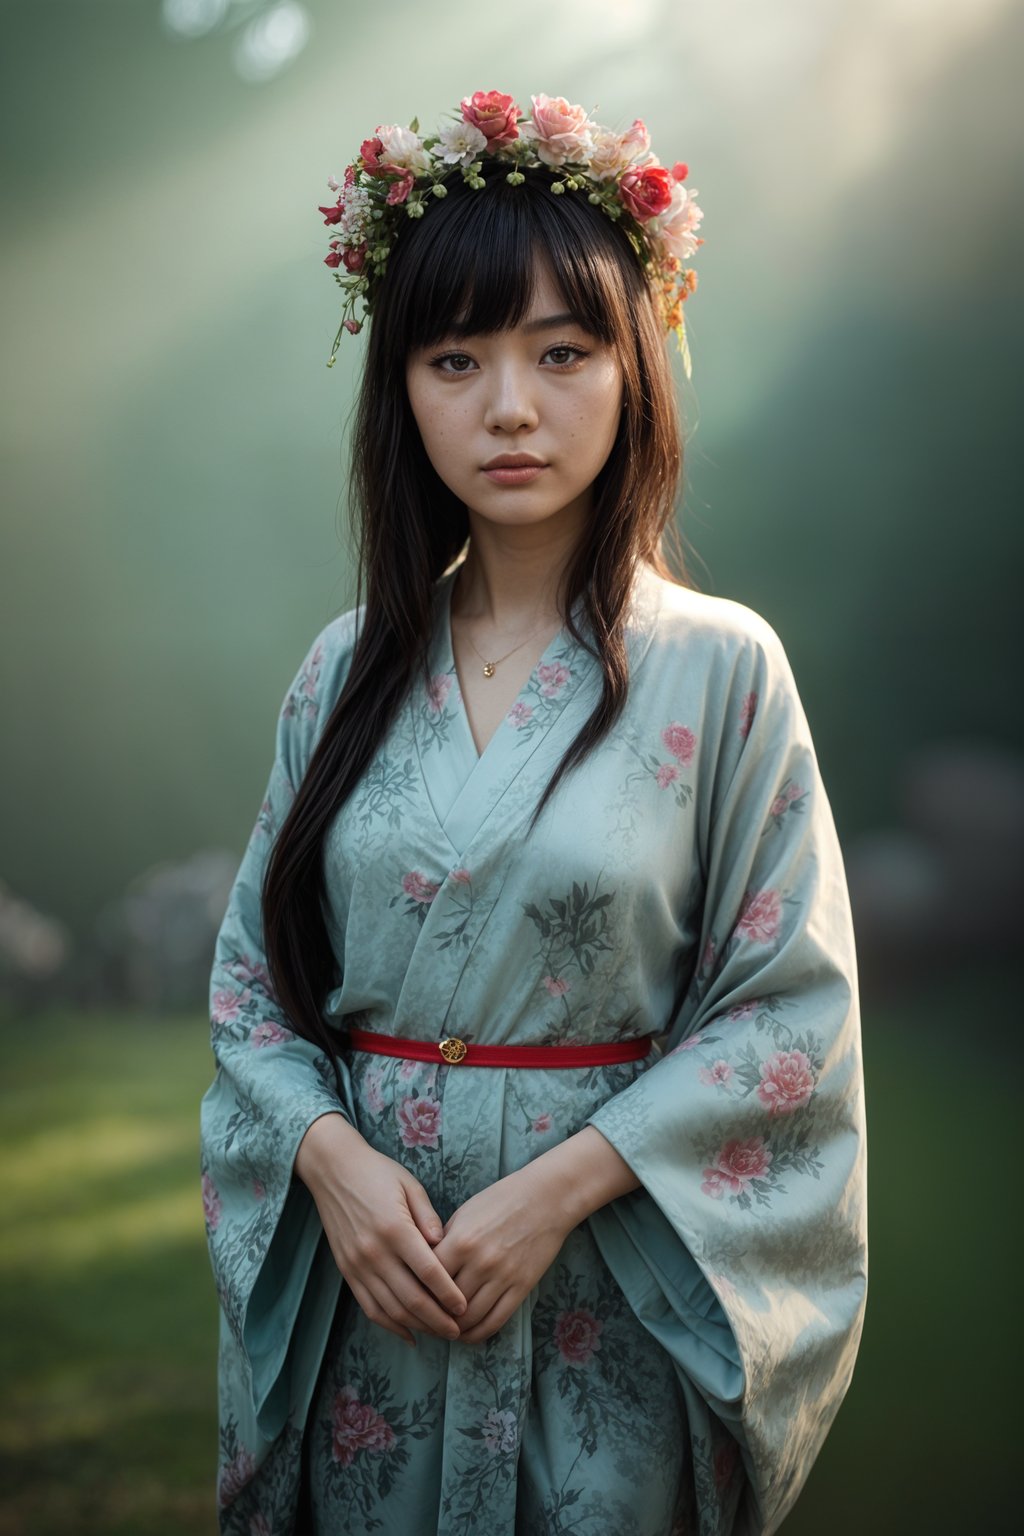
[{"x1": 482, "y1": 465, "x2": 548, "y2": 485}]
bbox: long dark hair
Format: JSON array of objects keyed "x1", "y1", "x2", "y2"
[{"x1": 263, "y1": 157, "x2": 696, "y2": 1083}]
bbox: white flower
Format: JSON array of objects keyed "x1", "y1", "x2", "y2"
[
  {"x1": 481, "y1": 1407, "x2": 518, "y2": 1455},
  {"x1": 334, "y1": 183, "x2": 372, "y2": 244},
  {"x1": 376, "y1": 123, "x2": 432, "y2": 175},
  {"x1": 587, "y1": 128, "x2": 637, "y2": 182},
  {"x1": 434, "y1": 120, "x2": 488, "y2": 167},
  {"x1": 649, "y1": 182, "x2": 704, "y2": 261},
  {"x1": 327, "y1": 173, "x2": 340, "y2": 191}
]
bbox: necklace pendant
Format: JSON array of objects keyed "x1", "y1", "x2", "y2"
[{"x1": 482, "y1": 661, "x2": 496, "y2": 678}]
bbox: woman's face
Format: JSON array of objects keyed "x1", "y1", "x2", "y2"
[{"x1": 405, "y1": 257, "x2": 624, "y2": 538}]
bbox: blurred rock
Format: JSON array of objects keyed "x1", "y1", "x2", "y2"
[
  {"x1": 845, "y1": 739, "x2": 1024, "y2": 989},
  {"x1": 88, "y1": 848, "x2": 240, "y2": 1012},
  {"x1": 0, "y1": 877, "x2": 74, "y2": 1011}
]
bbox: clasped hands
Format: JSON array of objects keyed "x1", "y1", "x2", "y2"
[{"x1": 294, "y1": 1111, "x2": 620, "y2": 1347}]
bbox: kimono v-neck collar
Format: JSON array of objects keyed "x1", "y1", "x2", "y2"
[{"x1": 410, "y1": 556, "x2": 663, "y2": 859}]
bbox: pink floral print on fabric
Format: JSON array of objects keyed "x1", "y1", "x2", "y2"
[
  {"x1": 218, "y1": 1445, "x2": 257, "y2": 1507},
  {"x1": 756, "y1": 1049, "x2": 816, "y2": 1115},
  {"x1": 735, "y1": 888, "x2": 782, "y2": 944},
  {"x1": 251, "y1": 1019, "x2": 294, "y2": 1048},
  {"x1": 701, "y1": 1136, "x2": 774, "y2": 1199},
  {"x1": 661, "y1": 721, "x2": 696, "y2": 765},
  {"x1": 330, "y1": 1385, "x2": 396, "y2": 1467},
  {"x1": 554, "y1": 1307, "x2": 604, "y2": 1365},
  {"x1": 536, "y1": 661, "x2": 572, "y2": 698},
  {"x1": 739, "y1": 689, "x2": 758, "y2": 738},
  {"x1": 426, "y1": 673, "x2": 452, "y2": 714},
  {"x1": 201, "y1": 1171, "x2": 222, "y2": 1232},
  {"x1": 397, "y1": 1094, "x2": 442, "y2": 1149}
]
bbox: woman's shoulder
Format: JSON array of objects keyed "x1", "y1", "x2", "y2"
[
  {"x1": 278, "y1": 599, "x2": 367, "y2": 724},
  {"x1": 642, "y1": 567, "x2": 790, "y2": 665}
]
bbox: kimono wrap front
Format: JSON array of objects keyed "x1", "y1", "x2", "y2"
[{"x1": 199, "y1": 555, "x2": 868, "y2": 1535}]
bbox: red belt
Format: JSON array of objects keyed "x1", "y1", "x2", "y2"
[{"x1": 346, "y1": 1025, "x2": 655, "y2": 1068}]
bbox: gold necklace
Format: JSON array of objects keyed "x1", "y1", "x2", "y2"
[{"x1": 464, "y1": 620, "x2": 552, "y2": 678}]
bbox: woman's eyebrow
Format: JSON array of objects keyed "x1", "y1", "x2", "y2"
[{"x1": 443, "y1": 310, "x2": 586, "y2": 340}]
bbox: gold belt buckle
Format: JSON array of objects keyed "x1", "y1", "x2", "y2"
[{"x1": 439, "y1": 1036, "x2": 468, "y2": 1064}]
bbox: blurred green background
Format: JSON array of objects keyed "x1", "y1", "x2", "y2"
[{"x1": 1, "y1": 1, "x2": 1020, "y2": 1531}]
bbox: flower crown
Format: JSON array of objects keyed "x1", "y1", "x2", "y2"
[{"x1": 317, "y1": 90, "x2": 705, "y2": 378}]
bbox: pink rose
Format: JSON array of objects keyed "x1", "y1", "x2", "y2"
[
  {"x1": 701, "y1": 1136, "x2": 773, "y2": 1199},
  {"x1": 543, "y1": 975, "x2": 570, "y2": 997},
  {"x1": 532, "y1": 1112, "x2": 553, "y2": 1133},
  {"x1": 661, "y1": 721, "x2": 696, "y2": 764},
  {"x1": 554, "y1": 1307, "x2": 603, "y2": 1365},
  {"x1": 449, "y1": 866, "x2": 472, "y2": 885},
  {"x1": 655, "y1": 762, "x2": 679, "y2": 789},
  {"x1": 211, "y1": 987, "x2": 241, "y2": 1023},
  {"x1": 649, "y1": 180, "x2": 704, "y2": 260},
  {"x1": 397, "y1": 1094, "x2": 442, "y2": 1149},
  {"x1": 523, "y1": 93, "x2": 595, "y2": 166},
  {"x1": 331, "y1": 1384, "x2": 396, "y2": 1467},
  {"x1": 698, "y1": 1059, "x2": 734, "y2": 1088},
  {"x1": 218, "y1": 1446, "x2": 256, "y2": 1506},
  {"x1": 756, "y1": 1049, "x2": 816, "y2": 1115},
  {"x1": 460, "y1": 89, "x2": 521, "y2": 148},
  {"x1": 402, "y1": 870, "x2": 440, "y2": 903},
  {"x1": 736, "y1": 888, "x2": 782, "y2": 944},
  {"x1": 620, "y1": 119, "x2": 652, "y2": 161},
  {"x1": 202, "y1": 1172, "x2": 222, "y2": 1233},
  {"x1": 618, "y1": 164, "x2": 675, "y2": 222}
]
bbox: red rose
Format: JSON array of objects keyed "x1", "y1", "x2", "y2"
[
  {"x1": 618, "y1": 164, "x2": 674, "y2": 221},
  {"x1": 460, "y1": 89, "x2": 521, "y2": 148}
]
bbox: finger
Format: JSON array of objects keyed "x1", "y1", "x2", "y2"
[
  {"x1": 346, "y1": 1273, "x2": 417, "y2": 1347},
  {"x1": 457, "y1": 1288, "x2": 520, "y2": 1345},
  {"x1": 403, "y1": 1180, "x2": 445, "y2": 1246},
  {"x1": 401, "y1": 1234, "x2": 469, "y2": 1318},
  {"x1": 380, "y1": 1257, "x2": 465, "y2": 1341},
  {"x1": 454, "y1": 1277, "x2": 505, "y2": 1335}
]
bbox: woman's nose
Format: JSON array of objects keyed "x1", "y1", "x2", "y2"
[{"x1": 482, "y1": 367, "x2": 540, "y2": 434}]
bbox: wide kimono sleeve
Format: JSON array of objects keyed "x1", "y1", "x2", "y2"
[
  {"x1": 199, "y1": 621, "x2": 358, "y2": 1444},
  {"x1": 584, "y1": 614, "x2": 868, "y2": 1536}
]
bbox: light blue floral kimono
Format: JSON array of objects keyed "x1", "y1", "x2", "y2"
[{"x1": 199, "y1": 555, "x2": 867, "y2": 1535}]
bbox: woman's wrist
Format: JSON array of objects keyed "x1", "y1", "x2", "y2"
[
  {"x1": 523, "y1": 1124, "x2": 642, "y2": 1230},
  {"x1": 294, "y1": 1109, "x2": 368, "y2": 1189}
]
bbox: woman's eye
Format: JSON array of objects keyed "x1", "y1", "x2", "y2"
[
  {"x1": 435, "y1": 352, "x2": 474, "y2": 373},
  {"x1": 545, "y1": 345, "x2": 587, "y2": 367},
  {"x1": 428, "y1": 344, "x2": 588, "y2": 375}
]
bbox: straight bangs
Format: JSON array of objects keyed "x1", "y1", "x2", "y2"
[{"x1": 373, "y1": 159, "x2": 644, "y2": 358}]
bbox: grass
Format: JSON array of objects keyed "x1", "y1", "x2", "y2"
[{"x1": 0, "y1": 972, "x2": 1015, "y2": 1534}]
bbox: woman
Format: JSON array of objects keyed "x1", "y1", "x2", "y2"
[{"x1": 200, "y1": 91, "x2": 868, "y2": 1536}]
